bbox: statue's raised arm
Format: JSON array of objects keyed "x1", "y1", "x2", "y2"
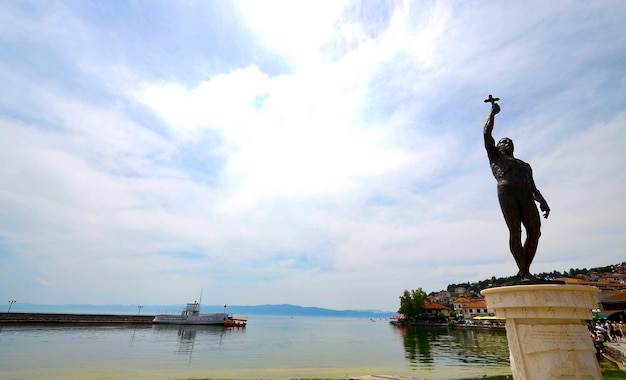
[{"x1": 483, "y1": 95, "x2": 500, "y2": 162}]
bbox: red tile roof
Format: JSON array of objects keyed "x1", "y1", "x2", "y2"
[
  {"x1": 463, "y1": 300, "x2": 487, "y2": 309},
  {"x1": 453, "y1": 297, "x2": 472, "y2": 303},
  {"x1": 555, "y1": 278, "x2": 626, "y2": 289},
  {"x1": 424, "y1": 301, "x2": 450, "y2": 310},
  {"x1": 602, "y1": 292, "x2": 626, "y2": 301}
]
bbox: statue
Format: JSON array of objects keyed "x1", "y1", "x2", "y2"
[{"x1": 483, "y1": 95, "x2": 550, "y2": 280}]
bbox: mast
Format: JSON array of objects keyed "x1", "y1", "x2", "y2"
[{"x1": 199, "y1": 288, "x2": 203, "y2": 308}]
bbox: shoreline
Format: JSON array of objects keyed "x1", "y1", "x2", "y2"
[{"x1": 389, "y1": 320, "x2": 505, "y2": 330}]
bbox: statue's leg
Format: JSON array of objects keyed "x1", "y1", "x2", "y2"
[
  {"x1": 498, "y1": 192, "x2": 524, "y2": 276},
  {"x1": 521, "y1": 202, "x2": 541, "y2": 278}
]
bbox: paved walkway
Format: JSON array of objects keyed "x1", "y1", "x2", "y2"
[
  {"x1": 604, "y1": 341, "x2": 626, "y2": 371},
  {"x1": 350, "y1": 376, "x2": 417, "y2": 380}
]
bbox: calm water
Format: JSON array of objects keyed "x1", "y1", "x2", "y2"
[{"x1": 0, "y1": 317, "x2": 511, "y2": 379}]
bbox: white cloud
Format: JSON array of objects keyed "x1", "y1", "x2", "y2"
[
  {"x1": 134, "y1": 64, "x2": 422, "y2": 215},
  {"x1": 234, "y1": 0, "x2": 345, "y2": 69},
  {"x1": 0, "y1": 1, "x2": 625, "y2": 310}
]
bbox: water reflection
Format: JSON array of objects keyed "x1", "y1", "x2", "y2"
[
  {"x1": 453, "y1": 328, "x2": 510, "y2": 365},
  {"x1": 392, "y1": 324, "x2": 439, "y2": 366},
  {"x1": 151, "y1": 324, "x2": 245, "y2": 353},
  {"x1": 392, "y1": 325, "x2": 510, "y2": 369},
  {"x1": 129, "y1": 325, "x2": 153, "y2": 345}
]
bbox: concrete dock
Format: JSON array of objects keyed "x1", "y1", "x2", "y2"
[{"x1": 1, "y1": 312, "x2": 155, "y2": 324}]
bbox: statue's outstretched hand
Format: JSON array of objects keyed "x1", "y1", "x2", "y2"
[{"x1": 540, "y1": 203, "x2": 550, "y2": 219}]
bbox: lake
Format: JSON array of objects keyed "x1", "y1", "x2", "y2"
[{"x1": 0, "y1": 316, "x2": 512, "y2": 379}]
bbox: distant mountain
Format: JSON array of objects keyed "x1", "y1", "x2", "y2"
[
  {"x1": 10, "y1": 303, "x2": 395, "y2": 319},
  {"x1": 222, "y1": 304, "x2": 394, "y2": 318}
]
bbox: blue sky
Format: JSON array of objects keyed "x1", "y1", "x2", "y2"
[{"x1": 1, "y1": 1, "x2": 625, "y2": 311}]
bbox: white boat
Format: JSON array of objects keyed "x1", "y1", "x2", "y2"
[{"x1": 152, "y1": 302, "x2": 229, "y2": 325}]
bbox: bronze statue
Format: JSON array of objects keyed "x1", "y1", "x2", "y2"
[{"x1": 483, "y1": 95, "x2": 550, "y2": 280}]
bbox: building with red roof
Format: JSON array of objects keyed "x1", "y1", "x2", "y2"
[{"x1": 423, "y1": 301, "x2": 451, "y2": 318}]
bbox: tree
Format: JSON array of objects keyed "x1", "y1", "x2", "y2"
[{"x1": 398, "y1": 288, "x2": 428, "y2": 318}]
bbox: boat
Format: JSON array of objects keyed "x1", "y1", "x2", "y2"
[
  {"x1": 152, "y1": 302, "x2": 230, "y2": 325},
  {"x1": 224, "y1": 316, "x2": 247, "y2": 328}
]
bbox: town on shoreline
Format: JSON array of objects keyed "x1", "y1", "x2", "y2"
[{"x1": 393, "y1": 262, "x2": 626, "y2": 327}]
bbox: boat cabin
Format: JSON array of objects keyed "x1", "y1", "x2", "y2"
[{"x1": 182, "y1": 302, "x2": 201, "y2": 317}]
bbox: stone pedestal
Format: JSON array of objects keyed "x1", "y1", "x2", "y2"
[{"x1": 481, "y1": 284, "x2": 601, "y2": 380}]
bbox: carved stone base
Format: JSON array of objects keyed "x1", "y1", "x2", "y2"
[{"x1": 481, "y1": 284, "x2": 601, "y2": 380}]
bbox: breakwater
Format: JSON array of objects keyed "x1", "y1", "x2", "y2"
[{"x1": 1, "y1": 312, "x2": 155, "y2": 324}]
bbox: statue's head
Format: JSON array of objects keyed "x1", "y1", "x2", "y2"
[{"x1": 497, "y1": 137, "x2": 514, "y2": 156}]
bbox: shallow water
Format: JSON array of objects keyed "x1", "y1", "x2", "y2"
[{"x1": 0, "y1": 317, "x2": 511, "y2": 379}]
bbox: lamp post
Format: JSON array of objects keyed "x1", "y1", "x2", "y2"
[
  {"x1": 1, "y1": 300, "x2": 16, "y2": 333},
  {"x1": 137, "y1": 305, "x2": 143, "y2": 315}
]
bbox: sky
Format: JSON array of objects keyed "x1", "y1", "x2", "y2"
[{"x1": 1, "y1": 1, "x2": 625, "y2": 312}]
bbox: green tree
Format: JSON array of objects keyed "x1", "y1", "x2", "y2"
[
  {"x1": 398, "y1": 288, "x2": 428, "y2": 318},
  {"x1": 589, "y1": 265, "x2": 612, "y2": 273}
]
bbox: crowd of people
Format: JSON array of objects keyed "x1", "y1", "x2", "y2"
[{"x1": 589, "y1": 320, "x2": 625, "y2": 356}]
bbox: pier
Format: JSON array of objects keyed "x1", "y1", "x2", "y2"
[{"x1": 1, "y1": 312, "x2": 155, "y2": 324}]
